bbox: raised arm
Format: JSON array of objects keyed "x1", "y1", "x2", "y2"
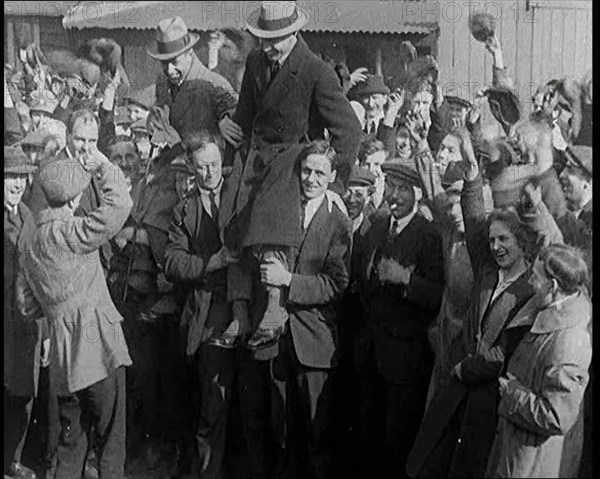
[{"x1": 63, "y1": 152, "x2": 132, "y2": 255}]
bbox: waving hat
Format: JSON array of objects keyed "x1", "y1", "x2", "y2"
[
  {"x1": 147, "y1": 17, "x2": 200, "y2": 61},
  {"x1": 246, "y1": 1, "x2": 308, "y2": 39},
  {"x1": 469, "y1": 12, "x2": 497, "y2": 42}
]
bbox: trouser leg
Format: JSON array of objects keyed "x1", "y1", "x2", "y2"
[
  {"x1": 4, "y1": 388, "x2": 34, "y2": 469},
  {"x1": 54, "y1": 393, "x2": 89, "y2": 479},
  {"x1": 195, "y1": 343, "x2": 236, "y2": 479},
  {"x1": 83, "y1": 367, "x2": 127, "y2": 479}
]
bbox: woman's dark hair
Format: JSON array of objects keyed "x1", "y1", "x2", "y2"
[
  {"x1": 357, "y1": 137, "x2": 387, "y2": 165},
  {"x1": 488, "y1": 208, "x2": 540, "y2": 261},
  {"x1": 538, "y1": 243, "x2": 589, "y2": 294},
  {"x1": 298, "y1": 139, "x2": 338, "y2": 170}
]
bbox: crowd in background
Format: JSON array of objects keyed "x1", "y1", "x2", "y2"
[{"x1": 4, "y1": 2, "x2": 593, "y2": 479}]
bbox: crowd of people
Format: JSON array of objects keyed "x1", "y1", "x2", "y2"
[{"x1": 4, "y1": 2, "x2": 593, "y2": 479}]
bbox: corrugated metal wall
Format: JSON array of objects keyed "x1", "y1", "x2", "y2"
[{"x1": 436, "y1": 0, "x2": 592, "y2": 103}]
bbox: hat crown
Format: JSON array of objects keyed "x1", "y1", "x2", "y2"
[
  {"x1": 157, "y1": 16, "x2": 189, "y2": 43},
  {"x1": 260, "y1": 1, "x2": 299, "y2": 21}
]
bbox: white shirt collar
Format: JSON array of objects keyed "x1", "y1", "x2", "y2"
[
  {"x1": 389, "y1": 207, "x2": 417, "y2": 236},
  {"x1": 5, "y1": 204, "x2": 18, "y2": 216},
  {"x1": 302, "y1": 190, "x2": 347, "y2": 230},
  {"x1": 352, "y1": 213, "x2": 365, "y2": 234},
  {"x1": 277, "y1": 36, "x2": 297, "y2": 67},
  {"x1": 197, "y1": 178, "x2": 223, "y2": 217}
]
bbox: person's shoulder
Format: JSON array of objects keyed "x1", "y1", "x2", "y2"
[{"x1": 330, "y1": 202, "x2": 352, "y2": 232}]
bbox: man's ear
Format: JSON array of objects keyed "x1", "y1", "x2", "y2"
[
  {"x1": 327, "y1": 170, "x2": 337, "y2": 184},
  {"x1": 413, "y1": 186, "x2": 423, "y2": 203}
]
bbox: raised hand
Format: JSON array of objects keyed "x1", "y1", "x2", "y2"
[{"x1": 349, "y1": 67, "x2": 369, "y2": 88}]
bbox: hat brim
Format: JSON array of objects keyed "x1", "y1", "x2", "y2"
[
  {"x1": 147, "y1": 33, "x2": 200, "y2": 61},
  {"x1": 245, "y1": 8, "x2": 308, "y2": 39}
]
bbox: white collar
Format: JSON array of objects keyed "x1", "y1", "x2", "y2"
[
  {"x1": 352, "y1": 213, "x2": 365, "y2": 234},
  {"x1": 302, "y1": 190, "x2": 347, "y2": 229},
  {"x1": 197, "y1": 177, "x2": 223, "y2": 198},
  {"x1": 277, "y1": 36, "x2": 297, "y2": 67},
  {"x1": 389, "y1": 207, "x2": 417, "y2": 235}
]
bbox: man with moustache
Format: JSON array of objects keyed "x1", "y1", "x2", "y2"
[
  {"x1": 149, "y1": 16, "x2": 238, "y2": 142},
  {"x1": 356, "y1": 162, "x2": 444, "y2": 478}
]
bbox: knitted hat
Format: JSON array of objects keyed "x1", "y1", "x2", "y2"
[{"x1": 38, "y1": 158, "x2": 91, "y2": 205}]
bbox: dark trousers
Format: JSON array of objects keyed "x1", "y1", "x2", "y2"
[
  {"x1": 54, "y1": 366, "x2": 126, "y2": 479},
  {"x1": 358, "y1": 354, "x2": 431, "y2": 479},
  {"x1": 4, "y1": 388, "x2": 34, "y2": 470},
  {"x1": 270, "y1": 331, "x2": 335, "y2": 479},
  {"x1": 122, "y1": 313, "x2": 189, "y2": 455},
  {"x1": 195, "y1": 343, "x2": 236, "y2": 479}
]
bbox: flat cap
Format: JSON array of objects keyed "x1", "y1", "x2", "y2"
[
  {"x1": 4, "y1": 146, "x2": 37, "y2": 174},
  {"x1": 350, "y1": 74, "x2": 390, "y2": 98},
  {"x1": 382, "y1": 162, "x2": 422, "y2": 189},
  {"x1": 485, "y1": 86, "x2": 521, "y2": 128},
  {"x1": 348, "y1": 165, "x2": 376, "y2": 187},
  {"x1": 38, "y1": 158, "x2": 91, "y2": 204},
  {"x1": 565, "y1": 145, "x2": 593, "y2": 177},
  {"x1": 444, "y1": 95, "x2": 472, "y2": 110}
]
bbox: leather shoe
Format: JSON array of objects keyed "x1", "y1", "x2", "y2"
[
  {"x1": 207, "y1": 331, "x2": 239, "y2": 349},
  {"x1": 247, "y1": 326, "x2": 285, "y2": 351},
  {"x1": 7, "y1": 462, "x2": 36, "y2": 479}
]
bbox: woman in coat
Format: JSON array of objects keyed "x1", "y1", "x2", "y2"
[
  {"x1": 486, "y1": 244, "x2": 592, "y2": 478},
  {"x1": 406, "y1": 131, "x2": 541, "y2": 478}
]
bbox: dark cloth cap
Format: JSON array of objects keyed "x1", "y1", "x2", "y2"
[
  {"x1": 565, "y1": 145, "x2": 593, "y2": 177},
  {"x1": 38, "y1": 158, "x2": 91, "y2": 204},
  {"x1": 351, "y1": 74, "x2": 390, "y2": 98},
  {"x1": 147, "y1": 106, "x2": 181, "y2": 147},
  {"x1": 5, "y1": 146, "x2": 37, "y2": 174},
  {"x1": 348, "y1": 165, "x2": 376, "y2": 187},
  {"x1": 382, "y1": 162, "x2": 422, "y2": 189},
  {"x1": 485, "y1": 86, "x2": 521, "y2": 128},
  {"x1": 444, "y1": 95, "x2": 472, "y2": 109}
]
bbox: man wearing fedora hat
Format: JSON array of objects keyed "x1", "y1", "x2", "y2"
[
  {"x1": 16, "y1": 147, "x2": 132, "y2": 479},
  {"x1": 4, "y1": 146, "x2": 42, "y2": 479},
  {"x1": 220, "y1": 0, "x2": 361, "y2": 351},
  {"x1": 149, "y1": 16, "x2": 239, "y2": 143},
  {"x1": 355, "y1": 162, "x2": 444, "y2": 478}
]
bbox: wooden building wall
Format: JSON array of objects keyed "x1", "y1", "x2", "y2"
[{"x1": 436, "y1": 0, "x2": 592, "y2": 103}]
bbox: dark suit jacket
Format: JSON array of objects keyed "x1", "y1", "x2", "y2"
[
  {"x1": 286, "y1": 198, "x2": 352, "y2": 369},
  {"x1": 164, "y1": 189, "x2": 227, "y2": 356},
  {"x1": 358, "y1": 213, "x2": 445, "y2": 384},
  {"x1": 156, "y1": 52, "x2": 238, "y2": 140},
  {"x1": 4, "y1": 203, "x2": 43, "y2": 398},
  {"x1": 233, "y1": 34, "x2": 361, "y2": 187}
]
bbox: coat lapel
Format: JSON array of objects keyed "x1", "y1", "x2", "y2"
[
  {"x1": 365, "y1": 214, "x2": 391, "y2": 281},
  {"x1": 296, "y1": 199, "x2": 328, "y2": 268},
  {"x1": 258, "y1": 35, "x2": 307, "y2": 116},
  {"x1": 182, "y1": 194, "x2": 202, "y2": 243},
  {"x1": 479, "y1": 271, "x2": 531, "y2": 346}
]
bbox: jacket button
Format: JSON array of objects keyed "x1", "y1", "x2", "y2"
[{"x1": 277, "y1": 126, "x2": 284, "y2": 132}]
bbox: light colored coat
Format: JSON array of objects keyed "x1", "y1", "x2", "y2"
[
  {"x1": 486, "y1": 292, "x2": 592, "y2": 478},
  {"x1": 17, "y1": 160, "x2": 133, "y2": 395}
]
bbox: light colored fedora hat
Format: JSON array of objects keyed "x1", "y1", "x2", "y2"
[
  {"x1": 246, "y1": 1, "x2": 308, "y2": 39},
  {"x1": 147, "y1": 16, "x2": 199, "y2": 61}
]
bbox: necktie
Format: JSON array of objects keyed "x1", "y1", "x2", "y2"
[
  {"x1": 209, "y1": 190, "x2": 219, "y2": 222},
  {"x1": 301, "y1": 200, "x2": 308, "y2": 230},
  {"x1": 267, "y1": 61, "x2": 280, "y2": 86}
]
